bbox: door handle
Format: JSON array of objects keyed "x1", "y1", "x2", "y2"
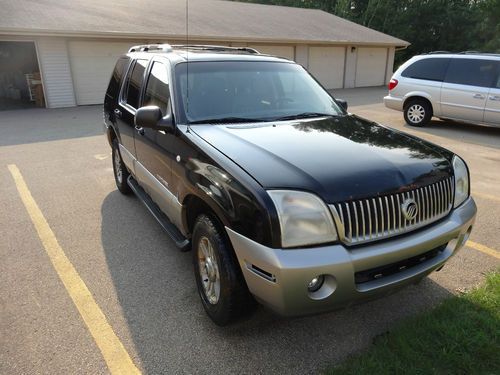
[
  {"x1": 135, "y1": 125, "x2": 145, "y2": 136},
  {"x1": 489, "y1": 95, "x2": 500, "y2": 101},
  {"x1": 472, "y1": 93, "x2": 485, "y2": 99},
  {"x1": 114, "y1": 108, "x2": 122, "y2": 117}
]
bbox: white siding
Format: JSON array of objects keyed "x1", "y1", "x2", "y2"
[
  {"x1": 36, "y1": 37, "x2": 76, "y2": 108},
  {"x1": 343, "y1": 46, "x2": 357, "y2": 88},
  {"x1": 294, "y1": 45, "x2": 309, "y2": 67},
  {"x1": 385, "y1": 46, "x2": 396, "y2": 83},
  {"x1": 355, "y1": 47, "x2": 388, "y2": 87}
]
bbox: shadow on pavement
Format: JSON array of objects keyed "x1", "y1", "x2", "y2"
[
  {"x1": 0, "y1": 105, "x2": 103, "y2": 146},
  {"x1": 100, "y1": 190, "x2": 455, "y2": 374},
  {"x1": 403, "y1": 119, "x2": 500, "y2": 150}
]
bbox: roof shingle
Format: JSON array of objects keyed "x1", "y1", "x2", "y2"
[{"x1": 0, "y1": 0, "x2": 409, "y2": 46}]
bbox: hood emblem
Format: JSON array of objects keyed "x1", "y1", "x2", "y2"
[{"x1": 402, "y1": 198, "x2": 418, "y2": 221}]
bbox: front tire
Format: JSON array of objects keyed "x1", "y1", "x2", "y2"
[
  {"x1": 192, "y1": 214, "x2": 255, "y2": 325},
  {"x1": 112, "y1": 139, "x2": 131, "y2": 194},
  {"x1": 404, "y1": 99, "x2": 432, "y2": 127}
]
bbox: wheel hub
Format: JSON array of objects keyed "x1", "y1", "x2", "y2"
[{"x1": 408, "y1": 104, "x2": 425, "y2": 123}]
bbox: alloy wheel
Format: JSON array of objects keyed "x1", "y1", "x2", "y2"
[{"x1": 197, "y1": 236, "x2": 221, "y2": 305}]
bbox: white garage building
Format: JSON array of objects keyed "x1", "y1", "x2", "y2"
[{"x1": 0, "y1": 0, "x2": 408, "y2": 109}]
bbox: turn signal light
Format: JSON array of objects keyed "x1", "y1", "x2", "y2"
[{"x1": 388, "y1": 79, "x2": 398, "y2": 91}]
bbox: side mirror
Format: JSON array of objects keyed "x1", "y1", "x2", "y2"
[
  {"x1": 135, "y1": 106, "x2": 174, "y2": 133},
  {"x1": 336, "y1": 99, "x2": 348, "y2": 111}
]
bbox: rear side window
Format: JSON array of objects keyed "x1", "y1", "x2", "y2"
[
  {"x1": 401, "y1": 58, "x2": 450, "y2": 81},
  {"x1": 495, "y1": 64, "x2": 500, "y2": 88},
  {"x1": 444, "y1": 59, "x2": 497, "y2": 88},
  {"x1": 106, "y1": 58, "x2": 129, "y2": 99},
  {"x1": 124, "y1": 59, "x2": 148, "y2": 109},
  {"x1": 143, "y1": 62, "x2": 170, "y2": 115}
]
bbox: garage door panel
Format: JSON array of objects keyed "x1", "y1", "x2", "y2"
[
  {"x1": 69, "y1": 41, "x2": 134, "y2": 105},
  {"x1": 308, "y1": 46, "x2": 345, "y2": 90},
  {"x1": 247, "y1": 45, "x2": 294, "y2": 60},
  {"x1": 355, "y1": 47, "x2": 387, "y2": 87}
]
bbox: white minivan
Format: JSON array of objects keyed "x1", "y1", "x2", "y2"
[{"x1": 384, "y1": 53, "x2": 500, "y2": 127}]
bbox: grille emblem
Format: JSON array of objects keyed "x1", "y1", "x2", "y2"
[{"x1": 402, "y1": 198, "x2": 418, "y2": 221}]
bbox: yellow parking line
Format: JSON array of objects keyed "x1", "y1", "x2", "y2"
[
  {"x1": 7, "y1": 164, "x2": 141, "y2": 375},
  {"x1": 473, "y1": 192, "x2": 500, "y2": 203},
  {"x1": 466, "y1": 240, "x2": 500, "y2": 260}
]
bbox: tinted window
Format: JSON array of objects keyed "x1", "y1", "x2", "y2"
[
  {"x1": 143, "y1": 62, "x2": 170, "y2": 115},
  {"x1": 444, "y1": 59, "x2": 497, "y2": 87},
  {"x1": 124, "y1": 59, "x2": 148, "y2": 109},
  {"x1": 106, "y1": 58, "x2": 129, "y2": 99},
  {"x1": 493, "y1": 62, "x2": 500, "y2": 88},
  {"x1": 401, "y1": 58, "x2": 450, "y2": 81}
]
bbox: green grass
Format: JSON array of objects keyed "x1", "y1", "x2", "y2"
[{"x1": 327, "y1": 271, "x2": 500, "y2": 375}]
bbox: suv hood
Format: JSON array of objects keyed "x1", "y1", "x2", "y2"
[{"x1": 190, "y1": 115, "x2": 453, "y2": 203}]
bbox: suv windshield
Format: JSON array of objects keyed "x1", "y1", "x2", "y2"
[{"x1": 174, "y1": 61, "x2": 344, "y2": 124}]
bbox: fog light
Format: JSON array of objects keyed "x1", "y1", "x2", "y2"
[{"x1": 307, "y1": 275, "x2": 325, "y2": 292}]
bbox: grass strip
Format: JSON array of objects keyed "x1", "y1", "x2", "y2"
[{"x1": 327, "y1": 271, "x2": 500, "y2": 375}]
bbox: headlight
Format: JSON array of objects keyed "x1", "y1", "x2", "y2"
[
  {"x1": 452, "y1": 155, "x2": 469, "y2": 208},
  {"x1": 267, "y1": 190, "x2": 337, "y2": 248}
]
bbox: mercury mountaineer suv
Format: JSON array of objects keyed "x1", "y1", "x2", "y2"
[{"x1": 104, "y1": 44, "x2": 477, "y2": 326}]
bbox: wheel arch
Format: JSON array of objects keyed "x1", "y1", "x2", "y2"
[
  {"x1": 106, "y1": 124, "x2": 119, "y2": 147},
  {"x1": 403, "y1": 95, "x2": 434, "y2": 116},
  {"x1": 182, "y1": 194, "x2": 230, "y2": 241}
]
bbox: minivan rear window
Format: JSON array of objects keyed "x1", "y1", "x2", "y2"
[
  {"x1": 401, "y1": 58, "x2": 450, "y2": 82},
  {"x1": 444, "y1": 58, "x2": 497, "y2": 88}
]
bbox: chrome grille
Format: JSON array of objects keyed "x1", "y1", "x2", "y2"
[{"x1": 330, "y1": 177, "x2": 454, "y2": 245}]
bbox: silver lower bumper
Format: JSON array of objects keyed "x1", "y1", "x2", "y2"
[
  {"x1": 384, "y1": 95, "x2": 404, "y2": 111},
  {"x1": 226, "y1": 197, "x2": 476, "y2": 316}
]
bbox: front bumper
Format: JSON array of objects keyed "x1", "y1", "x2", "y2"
[
  {"x1": 384, "y1": 95, "x2": 404, "y2": 111},
  {"x1": 226, "y1": 197, "x2": 476, "y2": 317}
]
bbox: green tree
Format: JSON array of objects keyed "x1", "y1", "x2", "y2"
[{"x1": 230, "y1": 0, "x2": 499, "y2": 64}]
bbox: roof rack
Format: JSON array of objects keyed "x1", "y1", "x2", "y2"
[
  {"x1": 458, "y1": 51, "x2": 500, "y2": 56},
  {"x1": 426, "y1": 51, "x2": 451, "y2": 55},
  {"x1": 128, "y1": 44, "x2": 173, "y2": 53},
  {"x1": 426, "y1": 50, "x2": 500, "y2": 57},
  {"x1": 171, "y1": 44, "x2": 260, "y2": 54}
]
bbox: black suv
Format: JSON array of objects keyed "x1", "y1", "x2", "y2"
[{"x1": 104, "y1": 44, "x2": 476, "y2": 325}]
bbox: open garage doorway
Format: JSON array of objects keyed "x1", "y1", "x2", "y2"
[{"x1": 0, "y1": 41, "x2": 45, "y2": 111}]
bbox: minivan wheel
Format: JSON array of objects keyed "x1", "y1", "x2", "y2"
[
  {"x1": 192, "y1": 214, "x2": 255, "y2": 326},
  {"x1": 404, "y1": 99, "x2": 432, "y2": 127},
  {"x1": 112, "y1": 139, "x2": 131, "y2": 194}
]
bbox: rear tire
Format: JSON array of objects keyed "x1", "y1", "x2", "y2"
[
  {"x1": 192, "y1": 214, "x2": 255, "y2": 326},
  {"x1": 112, "y1": 139, "x2": 131, "y2": 194},
  {"x1": 404, "y1": 99, "x2": 432, "y2": 127}
]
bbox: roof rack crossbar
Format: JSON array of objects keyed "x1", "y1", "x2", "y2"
[
  {"x1": 128, "y1": 44, "x2": 173, "y2": 53},
  {"x1": 426, "y1": 51, "x2": 451, "y2": 54},
  {"x1": 171, "y1": 44, "x2": 259, "y2": 54},
  {"x1": 426, "y1": 50, "x2": 500, "y2": 57}
]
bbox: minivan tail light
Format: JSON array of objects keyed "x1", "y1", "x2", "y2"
[{"x1": 388, "y1": 79, "x2": 398, "y2": 91}]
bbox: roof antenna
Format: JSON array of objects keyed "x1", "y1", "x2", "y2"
[{"x1": 185, "y1": 0, "x2": 189, "y2": 120}]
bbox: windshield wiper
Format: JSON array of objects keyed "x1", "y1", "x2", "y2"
[
  {"x1": 269, "y1": 112, "x2": 335, "y2": 121},
  {"x1": 189, "y1": 117, "x2": 265, "y2": 124}
]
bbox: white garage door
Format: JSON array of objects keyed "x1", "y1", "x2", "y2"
[
  {"x1": 308, "y1": 47, "x2": 345, "y2": 90},
  {"x1": 355, "y1": 47, "x2": 388, "y2": 87},
  {"x1": 69, "y1": 41, "x2": 134, "y2": 105},
  {"x1": 247, "y1": 45, "x2": 295, "y2": 60}
]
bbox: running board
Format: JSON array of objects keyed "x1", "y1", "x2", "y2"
[{"x1": 127, "y1": 176, "x2": 190, "y2": 251}]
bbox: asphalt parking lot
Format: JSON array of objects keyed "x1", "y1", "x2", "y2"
[{"x1": 1, "y1": 87, "x2": 499, "y2": 374}]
